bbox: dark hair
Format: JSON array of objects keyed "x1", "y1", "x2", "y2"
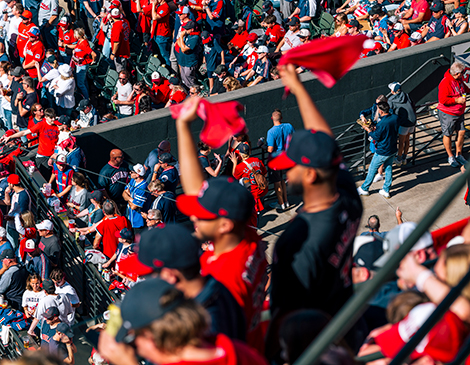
[
  {"x1": 45, "y1": 285, "x2": 56, "y2": 295},
  {"x1": 197, "y1": 141, "x2": 210, "y2": 151},
  {"x1": 72, "y1": 172, "x2": 89, "y2": 190},
  {"x1": 14, "y1": 3, "x2": 24, "y2": 12},
  {"x1": 264, "y1": 14, "x2": 276, "y2": 24},
  {"x1": 49, "y1": 268, "x2": 65, "y2": 282},
  {"x1": 45, "y1": 108, "x2": 56, "y2": 118},
  {"x1": 179, "y1": 263, "x2": 201, "y2": 281},
  {"x1": 119, "y1": 70, "x2": 130, "y2": 79},
  {"x1": 367, "y1": 215, "x2": 380, "y2": 231},
  {"x1": 377, "y1": 101, "x2": 390, "y2": 113},
  {"x1": 31, "y1": 103, "x2": 43, "y2": 114},
  {"x1": 103, "y1": 200, "x2": 115, "y2": 215},
  {"x1": 0, "y1": 61, "x2": 10, "y2": 74},
  {"x1": 23, "y1": 76, "x2": 34, "y2": 89},
  {"x1": 139, "y1": 95, "x2": 152, "y2": 113}
]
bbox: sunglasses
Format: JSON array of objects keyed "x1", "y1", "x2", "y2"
[{"x1": 119, "y1": 77, "x2": 127, "y2": 80}]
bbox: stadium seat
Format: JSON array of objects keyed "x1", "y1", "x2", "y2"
[
  {"x1": 136, "y1": 55, "x2": 162, "y2": 81},
  {"x1": 94, "y1": 69, "x2": 119, "y2": 100},
  {"x1": 310, "y1": 11, "x2": 335, "y2": 38},
  {"x1": 156, "y1": 65, "x2": 170, "y2": 79}
]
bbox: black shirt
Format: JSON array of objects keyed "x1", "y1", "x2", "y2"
[
  {"x1": 39, "y1": 235, "x2": 61, "y2": 266},
  {"x1": 10, "y1": 79, "x2": 23, "y2": 116},
  {"x1": 270, "y1": 167, "x2": 363, "y2": 317},
  {"x1": 17, "y1": 91, "x2": 38, "y2": 128},
  {"x1": 98, "y1": 161, "x2": 129, "y2": 203},
  {"x1": 211, "y1": 76, "x2": 226, "y2": 95}
]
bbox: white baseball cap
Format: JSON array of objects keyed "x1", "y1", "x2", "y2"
[
  {"x1": 151, "y1": 71, "x2": 161, "y2": 81},
  {"x1": 58, "y1": 64, "x2": 72, "y2": 78},
  {"x1": 133, "y1": 164, "x2": 145, "y2": 176},
  {"x1": 297, "y1": 28, "x2": 311, "y2": 38},
  {"x1": 409, "y1": 31, "x2": 422, "y2": 42},
  {"x1": 393, "y1": 22, "x2": 404, "y2": 31},
  {"x1": 36, "y1": 219, "x2": 54, "y2": 231},
  {"x1": 24, "y1": 239, "x2": 36, "y2": 252},
  {"x1": 57, "y1": 154, "x2": 67, "y2": 164},
  {"x1": 0, "y1": 227, "x2": 6, "y2": 238},
  {"x1": 257, "y1": 45, "x2": 269, "y2": 54},
  {"x1": 111, "y1": 8, "x2": 120, "y2": 17}
]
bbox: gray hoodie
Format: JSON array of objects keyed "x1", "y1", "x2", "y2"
[{"x1": 388, "y1": 91, "x2": 416, "y2": 128}]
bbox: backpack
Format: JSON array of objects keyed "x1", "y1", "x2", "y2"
[{"x1": 243, "y1": 161, "x2": 268, "y2": 190}]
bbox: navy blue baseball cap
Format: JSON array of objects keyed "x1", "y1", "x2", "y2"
[
  {"x1": 115, "y1": 228, "x2": 133, "y2": 241},
  {"x1": 118, "y1": 224, "x2": 200, "y2": 276},
  {"x1": 268, "y1": 129, "x2": 342, "y2": 170},
  {"x1": 353, "y1": 239, "x2": 384, "y2": 271},
  {"x1": 115, "y1": 278, "x2": 185, "y2": 342},
  {"x1": 56, "y1": 323, "x2": 74, "y2": 338},
  {"x1": 159, "y1": 152, "x2": 173, "y2": 164},
  {"x1": 430, "y1": 2, "x2": 444, "y2": 12},
  {"x1": 238, "y1": 142, "x2": 250, "y2": 155},
  {"x1": 43, "y1": 306, "x2": 60, "y2": 319},
  {"x1": 453, "y1": 5, "x2": 466, "y2": 13},
  {"x1": 177, "y1": 177, "x2": 255, "y2": 221}
]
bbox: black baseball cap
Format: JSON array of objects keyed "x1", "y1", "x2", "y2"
[
  {"x1": 168, "y1": 77, "x2": 180, "y2": 85},
  {"x1": 368, "y1": 5, "x2": 382, "y2": 15},
  {"x1": 11, "y1": 67, "x2": 25, "y2": 77},
  {"x1": 76, "y1": 99, "x2": 91, "y2": 111},
  {"x1": 43, "y1": 306, "x2": 60, "y2": 319},
  {"x1": 42, "y1": 279, "x2": 55, "y2": 291},
  {"x1": 346, "y1": 19, "x2": 362, "y2": 29},
  {"x1": 46, "y1": 55, "x2": 57, "y2": 63},
  {"x1": 90, "y1": 190, "x2": 104, "y2": 203},
  {"x1": 430, "y1": 1, "x2": 444, "y2": 11},
  {"x1": 287, "y1": 17, "x2": 300, "y2": 26},
  {"x1": 182, "y1": 20, "x2": 196, "y2": 30},
  {"x1": 175, "y1": 0, "x2": 188, "y2": 5},
  {"x1": 55, "y1": 115, "x2": 71, "y2": 127},
  {"x1": 115, "y1": 228, "x2": 133, "y2": 241},
  {"x1": 238, "y1": 142, "x2": 250, "y2": 155},
  {"x1": 115, "y1": 278, "x2": 185, "y2": 342},
  {"x1": 118, "y1": 224, "x2": 200, "y2": 276},
  {"x1": 0, "y1": 249, "x2": 15, "y2": 260},
  {"x1": 353, "y1": 239, "x2": 384, "y2": 271},
  {"x1": 177, "y1": 177, "x2": 255, "y2": 221},
  {"x1": 262, "y1": 0, "x2": 273, "y2": 10},
  {"x1": 159, "y1": 152, "x2": 173, "y2": 164},
  {"x1": 214, "y1": 64, "x2": 227, "y2": 75},
  {"x1": 268, "y1": 130, "x2": 342, "y2": 170},
  {"x1": 56, "y1": 323, "x2": 74, "y2": 338}
]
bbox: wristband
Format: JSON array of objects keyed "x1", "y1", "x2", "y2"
[{"x1": 416, "y1": 269, "x2": 434, "y2": 292}]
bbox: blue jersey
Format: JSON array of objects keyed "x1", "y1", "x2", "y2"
[
  {"x1": 80, "y1": 0, "x2": 102, "y2": 18},
  {"x1": 40, "y1": 322, "x2": 57, "y2": 350},
  {"x1": 203, "y1": 38, "x2": 223, "y2": 73},
  {"x1": 179, "y1": 34, "x2": 201, "y2": 68},
  {"x1": 205, "y1": 0, "x2": 224, "y2": 30},
  {"x1": 425, "y1": 15, "x2": 448, "y2": 40},
  {"x1": 126, "y1": 179, "x2": 149, "y2": 228},
  {"x1": 66, "y1": 147, "x2": 86, "y2": 170},
  {"x1": 149, "y1": 191, "x2": 177, "y2": 223},
  {"x1": 253, "y1": 58, "x2": 271, "y2": 83},
  {"x1": 158, "y1": 166, "x2": 179, "y2": 193},
  {"x1": 372, "y1": 15, "x2": 389, "y2": 38},
  {"x1": 266, "y1": 123, "x2": 295, "y2": 153},
  {"x1": 52, "y1": 164, "x2": 74, "y2": 194},
  {"x1": 25, "y1": 253, "x2": 50, "y2": 281}
]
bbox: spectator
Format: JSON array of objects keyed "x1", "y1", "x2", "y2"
[
  {"x1": 102, "y1": 227, "x2": 134, "y2": 271},
  {"x1": 227, "y1": 20, "x2": 248, "y2": 56},
  {"x1": 386, "y1": 23, "x2": 410, "y2": 52},
  {"x1": 197, "y1": 141, "x2": 223, "y2": 178},
  {"x1": 24, "y1": 238, "x2": 51, "y2": 280},
  {"x1": 263, "y1": 15, "x2": 285, "y2": 50},
  {"x1": 98, "y1": 149, "x2": 129, "y2": 207},
  {"x1": 61, "y1": 135, "x2": 86, "y2": 169},
  {"x1": 50, "y1": 64, "x2": 75, "y2": 117},
  {"x1": 144, "y1": 139, "x2": 176, "y2": 182},
  {"x1": 35, "y1": 55, "x2": 59, "y2": 108},
  {"x1": 138, "y1": 94, "x2": 153, "y2": 113},
  {"x1": 151, "y1": 0, "x2": 172, "y2": 66},
  {"x1": 276, "y1": 17, "x2": 301, "y2": 54},
  {"x1": 57, "y1": 16, "x2": 76, "y2": 64},
  {"x1": 109, "y1": 7, "x2": 131, "y2": 72},
  {"x1": 288, "y1": 0, "x2": 319, "y2": 27},
  {"x1": 409, "y1": 31, "x2": 423, "y2": 45},
  {"x1": 130, "y1": 80, "x2": 152, "y2": 114},
  {"x1": 72, "y1": 28, "x2": 97, "y2": 99},
  {"x1": 210, "y1": 64, "x2": 228, "y2": 95},
  {"x1": 112, "y1": 70, "x2": 133, "y2": 118},
  {"x1": 73, "y1": 99, "x2": 99, "y2": 129},
  {"x1": 48, "y1": 323, "x2": 77, "y2": 363},
  {"x1": 50, "y1": 268, "x2": 80, "y2": 323},
  {"x1": 36, "y1": 219, "x2": 61, "y2": 267},
  {"x1": 48, "y1": 154, "x2": 74, "y2": 201},
  {"x1": 0, "y1": 227, "x2": 13, "y2": 254},
  {"x1": 297, "y1": 28, "x2": 311, "y2": 44},
  {"x1": 266, "y1": 108, "x2": 294, "y2": 210},
  {"x1": 94, "y1": 200, "x2": 131, "y2": 259},
  {"x1": 150, "y1": 71, "x2": 171, "y2": 108},
  {"x1": 22, "y1": 26, "x2": 44, "y2": 79},
  {"x1": 448, "y1": 6, "x2": 468, "y2": 36},
  {"x1": 146, "y1": 180, "x2": 177, "y2": 223},
  {"x1": 222, "y1": 76, "x2": 243, "y2": 91},
  {"x1": 38, "y1": 307, "x2": 62, "y2": 351},
  {"x1": 333, "y1": 13, "x2": 349, "y2": 37},
  {"x1": 17, "y1": 10, "x2": 36, "y2": 63},
  {"x1": 369, "y1": 6, "x2": 388, "y2": 41},
  {"x1": 76, "y1": 190, "x2": 104, "y2": 234},
  {"x1": 67, "y1": 172, "x2": 89, "y2": 222},
  {"x1": 229, "y1": 33, "x2": 258, "y2": 78},
  {"x1": 4, "y1": 174, "x2": 31, "y2": 249},
  {"x1": 123, "y1": 163, "x2": 150, "y2": 230},
  {"x1": 0, "y1": 62, "x2": 12, "y2": 130},
  {"x1": 203, "y1": 0, "x2": 224, "y2": 36},
  {"x1": 243, "y1": 45, "x2": 271, "y2": 87},
  {"x1": 399, "y1": 0, "x2": 431, "y2": 34},
  {"x1": 0, "y1": 248, "x2": 28, "y2": 309},
  {"x1": 201, "y1": 30, "x2": 224, "y2": 92},
  {"x1": 5, "y1": 3, "x2": 22, "y2": 64},
  {"x1": 15, "y1": 76, "x2": 38, "y2": 134},
  {"x1": 140, "y1": 208, "x2": 163, "y2": 228},
  {"x1": 422, "y1": 2, "x2": 450, "y2": 42},
  {"x1": 22, "y1": 273, "x2": 46, "y2": 319},
  {"x1": 9, "y1": 66, "x2": 25, "y2": 130},
  {"x1": 151, "y1": 152, "x2": 179, "y2": 193},
  {"x1": 176, "y1": 20, "x2": 201, "y2": 87},
  {"x1": 437, "y1": 61, "x2": 469, "y2": 167}
]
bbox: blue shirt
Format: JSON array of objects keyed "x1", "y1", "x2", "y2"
[
  {"x1": 25, "y1": 253, "x2": 51, "y2": 280},
  {"x1": 179, "y1": 34, "x2": 201, "y2": 68},
  {"x1": 158, "y1": 167, "x2": 179, "y2": 193},
  {"x1": 372, "y1": 16, "x2": 389, "y2": 38},
  {"x1": 66, "y1": 147, "x2": 86, "y2": 170},
  {"x1": 205, "y1": 0, "x2": 224, "y2": 30},
  {"x1": 87, "y1": 204, "x2": 104, "y2": 227},
  {"x1": 253, "y1": 58, "x2": 271, "y2": 82},
  {"x1": 266, "y1": 123, "x2": 295, "y2": 153},
  {"x1": 368, "y1": 113, "x2": 399, "y2": 156},
  {"x1": 0, "y1": 178, "x2": 8, "y2": 200},
  {"x1": 80, "y1": 0, "x2": 102, "y2": 18},
  {"x1": 425, "y1": 15, "x2": 448, "y2": 41},
  {"x1": 0, "y1": 242, "x2": 13, "y2": 256},
  {"x1": 126, "y1": 179, "x2": 149, "y2": 228},
  {"x1": 149, "y1": 191, "x2": 177, "y2": 223},
  {"x1": 203, "y1": 38, "x2": 223, "y2": 73},
  {"x1": 48, "y1": 339, "x2": 68, "y2": 360},
  {"x1": 40, "y1": 322, "x2": 57, "y2": 350}
]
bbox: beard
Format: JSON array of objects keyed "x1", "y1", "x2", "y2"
[{"x1": 287, "y1": 181, "x2": 303, "y2": 196}]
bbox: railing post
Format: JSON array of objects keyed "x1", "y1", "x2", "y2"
[
  {"x1": 412, "y1": 125, "x2": 416, "y2": 166},
  {"x1": 363, "y1": 129, "x2": 367, "y2": 179}
]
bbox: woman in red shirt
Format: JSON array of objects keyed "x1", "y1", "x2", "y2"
[
  {"x1": 57, "y1": 15, "x2": 77, "y2": 64},
  {"x1": 164, "y1": 78, "x2": 187, "y2": 107},
  {"x1": 71, "y1": 28, "x2": 97, "y2": 100}
]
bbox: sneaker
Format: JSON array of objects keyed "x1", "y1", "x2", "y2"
[
  {"x1": 270, "y1": 202, "x2": 282, "y2": 209},
  {"x1": 456, "y1": 155, "x2": 468, "y2": 165},
  {"x1": 394, "y1": 157, "x2": 402, "y2": 166},
  {"x1": 373, "y1": 173, "x2": 384, "y2": 183},
  {"x1": 357, "y1": 186, "x2": 369, "y2": 196},
  {"x1": 449, "y1": 156, "x2": 460, "y2": 168},
  {"x1": 402, "y1": 157, "x2": 407, "y2": 166},
  {"x1": 379, "y1": 189, "x2": 390, "y2": 199}
]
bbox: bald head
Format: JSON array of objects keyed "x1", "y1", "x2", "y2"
[{"x1": 110, "y1": 149, "x2": 124, "y2": 166}]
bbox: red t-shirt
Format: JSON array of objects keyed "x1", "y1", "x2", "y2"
[
  {"x1": 200, "y1": 231, "x2": 268, "y2": 353},
  {"x1": 23, "y1": 40, "x2": 45, "y2": 78},
  {"x1": 233, "y1": 157, "x2": 267, "y2": 199},
  {"x1": 170, "y1": 89, "x2": 187, "y2": 105},
  {"x1": 152, "y1": 2, "x2": 171, "y2": 38},
  {"x1": 110, "y1": 18, "x2": 131, "y2": 58},
  {"x1": 137, "y1": 0, "x2": 151, "y2": 34},
  {"x1": 230, "y1": 31, "x2": 248, "y2": 50},
  {"x1": 411, "y1": 0, "x2": 431, "y2": 21},
  {"x1": 245, "y1": 51, "x2": 258, "y2": 70},
  {"x1": 393, "y1": 33, "x2": 411, "y2": 49},
  {"x1": 58, "y1": 27, "x2": 77, "y2": 53},
  {"x1": 266, "y1": 24, "x2": 285, "y2": 45},
  {"x1": 152, "y1": 79, "x2": 171, "y2": 104},
  {"x1": 27, "y1": 117, "x2": 42, "y2": 146},
  {"x1": 73, "y1": 39, "x2": 93, "y2": 65},
  {"x1": 29, "y1": 120, "x2": 59, "y2": 157},
  {"x1": 17, "y1": 22, "x2": 35, "y2": 58},
  {"x1": 95, "y1": 215, "x2": 131, "y2": 259}
]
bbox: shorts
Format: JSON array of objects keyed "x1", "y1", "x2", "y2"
[
  {"x1": 268, "y1": 168, "x2": 284, "y2": 183},
  {"x1": 409, "y1": 23, "x2": 422, "y2": 32},
  {"x1": 439, "y1": 110, "x2": 465, "y2": 137},
  {"x1": 399, "y1": 125, "x2": 415, "y2": 135}
]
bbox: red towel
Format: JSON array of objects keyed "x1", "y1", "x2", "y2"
[
  {"x1": 278, "y1": 35, "x2": 371, "y2": 88},
  {"x1": 171, "y1": 100, "x2": 247, "y2": 149}
]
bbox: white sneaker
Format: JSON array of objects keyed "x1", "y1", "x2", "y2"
[
  {"x1": 379, "y1": 189, "x2": 390, "y2": 199},
  {"x1": 357, "y1": 187, "x2": 369, "y2": 196},
  {"x1": 373, "y1": 173, "x2": 384, "y2": 183},
  {"x1": 394, "y1": 157, "x2": 402, "y2": 166}
]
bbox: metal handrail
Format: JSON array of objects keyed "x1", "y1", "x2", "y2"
[{"x1": 294, "y1": 163, "x2": 470, "y2": 365}]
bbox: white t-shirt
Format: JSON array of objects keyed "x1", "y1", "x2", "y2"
[
  {"x1": 34, "y1": 294, "x2": 74, "y2": 325},
  {"x1": 21, "y1": 289, "x2": 46, "y2": 313},
  {"x1": 55, "y1": 282, "x2": 80, "y2": 324},
  {"x1": 116, "y1": 81, "x2": 133, "y2": 116},
  {"x1": 6, "y1": 15, "x2": 21, "y2": 43},
  {"x1": 0, "y1": 73, "x2": 11, "y2": 111},
  {"x1": 280, "y1": 30, "x2": 302, "y2": 52}
]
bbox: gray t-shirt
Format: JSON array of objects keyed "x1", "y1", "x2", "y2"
[{"x1": 39, "y1": 235, "x2": 61, "y2": 266}]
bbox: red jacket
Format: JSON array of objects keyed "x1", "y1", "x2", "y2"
[{"x1": 438, "y1": 70, "x2": 470, "y2": 116}]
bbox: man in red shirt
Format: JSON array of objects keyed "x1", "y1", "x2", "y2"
[
  {"x1": 228, "y1": 20, "x2": 248, "y2": 56},
  {"x1": 387, "y1": 23, "x2": 410, "y2": 52},
  {"x1": 57, "y1": 16, "x2": 76, "y2": 64},
  {"x1": 151, "y1": 0, "x2": 171, "y2": 66},
  {"x1": 150, "y1": 71, "x2": 171, "y2": 107},
  {"x1": 174, "y1": 97, "x2": 268, "y2": 353},
  {"x1": 400, "y1": 0, "x2": 431, "y2": 33},
  {"x1": 22, "y1": 27, "x2": 45, "y2": 79},
  {"x1": 109, "y1": 8, "x2": 130, "y2": 72},
  {"x1": 17, "y1": 10, "x2": 36, "y2": 62}
]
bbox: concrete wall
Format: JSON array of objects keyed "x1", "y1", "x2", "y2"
[{"x1": 76, "y1": 33, "x2": 470, "y2": 175}]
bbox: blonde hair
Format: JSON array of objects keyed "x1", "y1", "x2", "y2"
[
  {"x1": 21, "y1": 211, "x2": 35, "y2": 228},
  {"x1": 74, "y1": 28, "x2": 86, "y2": 40},
  {"x1": 223, "y1": 76, "x2": 242, "y2": 91},
  {"x1": 386, "y1": 291, "x2": 428, "y2": 324},
  {"x1": 443, "y1": 244, "x2": 470, "y2": 301}
]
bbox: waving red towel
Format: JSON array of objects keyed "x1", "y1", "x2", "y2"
[
  {"x1": 278, "y1": 35, "x2": 371, "y2": 88},
  {"x1": 171, "y1": 99, "x2": 247, "y2": 148}
]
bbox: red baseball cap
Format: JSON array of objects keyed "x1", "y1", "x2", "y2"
[
  {"x1": 4, "y1": 129, "x2": 16, "y2": 138},
  {"x1": 25, "y1": 227, "x2": 37, "y2": 239},
  {"x1": 21, "y1": 10, "x2": 32, "y2": 19},
  {"x1": 7, "y1": 174, "x2": 20, "y2": 185},
  {"x1": 109, "y1": 0, "x2": 121, "y2": 8},
  {"x1": 246, "y1": 33, "x2": 258, "y2": 43}
]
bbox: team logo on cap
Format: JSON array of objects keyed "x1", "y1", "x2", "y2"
[
  {"x1": 25, "y1": 239, "x2": 35, "y2": 250},
  {"x1": 153, "y1": 259, "x2": 164, "y2": 267},
  {"x1": 198, "y1": 180, "x2": 209, "y2": 198}
]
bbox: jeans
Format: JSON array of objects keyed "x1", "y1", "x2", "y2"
[
  {"x1": 154, "y1": 36, "x2": 171, "y2": 66},
  {"x1": 103, "y1": 38, "x2": 111, "y2": 58},
  {"x1": 40, "y1": 24, "x2": 58, "y2": 49},
  {"x1": 6, "y1": 225, "x2": 19, "y2": 251},
  {"x1": 361, "y1": 153, "x2": 395, "y2": 193},
  {"x1": 76, "y1": 64, "x2": 89, "y2": 99},
  {"x1": 3, "y1": 109, "x2": 11, "y2": 130},
  {"x1": 59, "y1": 51, "x2": 72, "y2": 65}
]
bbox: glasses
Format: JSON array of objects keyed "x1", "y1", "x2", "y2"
[
  {"x1": 119, "y1": 77, "x2": 127, "y2": 80},
  {"x1": 37, "y1": 108, "x2": 44, "y2": 111},
  {"x1": 190, "y1": 91, "x2": 198, "y2": 95},
  {"x1": 134, "y1": 88, "x2": 141, "y2": 92}
]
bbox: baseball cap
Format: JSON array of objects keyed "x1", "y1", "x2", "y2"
[
  {"x1": 409, "y1": 31, "x2": 422, "y2": 42},
  {"x1": 177, "y1": 177, "x2": 255, "y2": 221},
  {"x1": 393, "y1": 23, "x2": 404, "y2": 31},
  {"x1": 56, "y1": 154, "x2": 67, "y2": 165},
  {"x1": 373, "y1": 222, "x2": 434, "y2": 267},
  {"x1": 346, "y1": 19, "x2": 361, "y2": 28},
  {"x1": 201, "y1": 30, "x2": 212, "y2": 43},
  {"x1": 387, "y1": 15, "x2": 398, "y2": 25},
  {"x1": 25, "y1": 227, "x2": 37, "y2": 239},
  {"x1": 76, "y1": 99, "x2": 91, "y2": 111},
  {"x1": 110, "y1": 0, "x2": 121, "y2": 8},
  {"x1": 257, "y1": 45, "x2": 269, "y2": 53},
  {"x1": 90, "y1": 190, "x2": 104, "y2": 203},
  {"x1": 176, "y1": 5, "x2": 190, "y2": 14},
  {"x1": 214, "y1": 64, "x2": 227, "y2": 76},
  {"x1": 374, "y1": 303, "x2": 467, "y2": 362},
  {"x1": 24, "y1": 239, "x2": 36, "y2": 252},
  {"x1": 0, "y1": 227, "x2": 6, "y2": 238},
  {"x1": 132, "y1": 163, "x2": 145, "y2": 176},
  {"x1": 56, "y1": 115, "x2": 71, "y2": 127},
  {"x1": 56, "y1": 323, "x2": 74, "y2": 338},
  {"x1": 4, "y1": 129, "x2": 16, "y2": 138},
  {"x1": 115, "y1": 228, "x2": 133, "y2": 241},
  {"x1": 353, "y1": 239, "x2": 384, "y2": 271},
  {"x1": 430, "y1": 2, "x2": 444, "y2": 11},
  {"x1": 46, "y1": 55, "x2": 57, "y2": 64},
  {"x1": 119, "y1": 224, "x2": 200, "y2": 276},
  {"x1": 168, "y1": 76, "x2": 180, "y2": 85},
  {"x1": 58, "y1": 16, "x2": 69, "y2": 26},
  {"x1": 10, "y1": 67, "x2": 25, "y2": 77},
  {"x1": 0, "y1": 249, "x2": 15, "y2": 260},
  {"x1": 262, "y1": 0, "x2": 273, "y2": 10},
  {"x1": 151, "y1": 71, "x2": 161, "y2": 81},
  {"x1": 43, "y1": 306, "x2": 60, "y2": 319},
  {"x1": 158, "y1": 140, "x2": 171, "y2": 151},
  {"x1": 246, "y1": 33, "x2": 258, "y2": 43},
  {"x1": 7, "y1": 174, "x2": 20, "y2": 185},
  {"x1": 42, "y1": 279, "x2": 55, "y2": 291},
  {"x1": 268, "y1": 129, "x2": 342, "y2": 171},
  {"x1": 238, "y1": 142, "x2": 250, "y2": 155},
  {"x1": 21, "y1": 9, "x2": 32, "y2": 19},
  {"x1": 388, "y1": 82, "x2": 401, "y2": 92},
  {"x1": 368, "y1": 5, "x2": 381, "y2": 15},
  {"x1": 27, "y1": 26, "x2": 40, "y2": 37},
  {"x1": 287, "y1": 17, "x2": 300, "y2": 26},
  {"x1": 297, "y1": 28, "x2": 311, "y2": 37},
  {"x1": 115, "y1": 278, "x2": 186, "y2": 342},
  {"x1": 453, "y1": 5, "x2": 466, "y2": 14},
  {"x1": 110, "y1": 8, "x2": 120, "y2": 17},
  {"x1": 58, "y1": 64, "x2": 72, "y2": 78},
  {"x1": 36, "y1": 220, "x2": 54, "y2": 231},
  {"x1": 158, "y1": 152, "x2": 173, "y2": 164},
  {"x1": 182, "y1": 20, "x2": 196, "y2": 30}
]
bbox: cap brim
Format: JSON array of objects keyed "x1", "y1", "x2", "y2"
[
  {"x1": 373, "y1": 252, "x2": 391, "y2": 268},
  {"x1": 268, "y1": 152, "x2": 296, "y2": 170},
  {"x1": 176, "y1": 195, "x2": 218, "y2": 220},
  {"x1": 118, "y1": 254, "x2": 154, "y2": 277}
]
